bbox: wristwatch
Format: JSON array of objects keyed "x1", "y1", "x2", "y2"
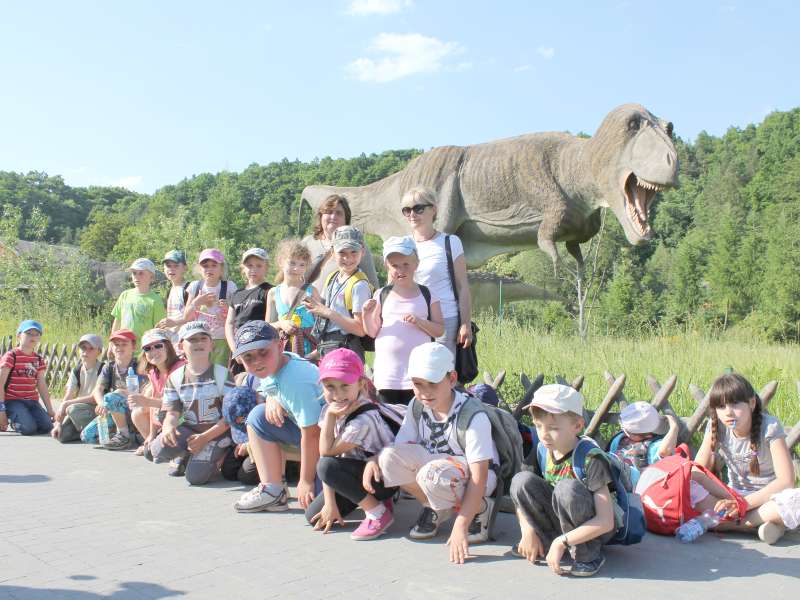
[{"x1": 559, "y1": 534, "x2": 573, "y2": 550}]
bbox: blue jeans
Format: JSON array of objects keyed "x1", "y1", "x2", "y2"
[{"x1": 5, "y1": 400, "x2": 52, "y2": 435}]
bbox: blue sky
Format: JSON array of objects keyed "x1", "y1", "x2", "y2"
[{"x1": 1, "y1": 1, "x2": 798, "y2": 193}]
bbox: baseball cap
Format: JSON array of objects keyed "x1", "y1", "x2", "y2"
[
  {"x1": 109, "y1": 329, "x2": 137, "y2": 345},
  {"x1": 408, "y1": 342, "x2": 455, "y2": 383},
  {"x1": 162, "y1": 249, "x2": 187, "y2": 265},
  {"x1": 198, "y1": 248, "x2": 225, "y2": 264},
  {"x1": 222, "y1": 386, "x2": 258, "y2": 444},
  {"x1": 78, "y1": 333, "x2": 103, "y2": 350},
  {"x1": 16, "y1": 319, "x2": 43, "y2": 335},
  {"x1": 467, "y1": 383, "x2": 499, "y2": 407},
  {"x1": 620, "y1": 401, "x2": 668, "y2": 436},
  {"x1": 232, "y1": 320, "x2": 279, "y2": 359},
  {"x1": 318, "y1": 348, "x2": 364, "y2": 384},
  {"x1": 241, "y1": 247, "x2": 269, "y2": 262},
  {"x1": 178, "y1": 320, "x2": 211, "y2": 341},
  {"x1": 382, "y1": 236, "x2": 417, "y2": 261},
  {"x1": 521, "y1": 384, "x2": 584, "y2": 417},
  {"x1": 127, "y1": 258, "x2": 156, "y2": 274},
  {"x1": 333, "y1": 226, "x2": 364, "y2": 252},
  {"x1": 141, "y1": 328, "x2": 172, "y2": 348}
]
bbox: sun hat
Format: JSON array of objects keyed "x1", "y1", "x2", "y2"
[
  {"x1": 16, "y1": 319, "x2": 43, "y2": 335},
  {"x1": 162, "y1": 249, "x2": 187, "y2": 265},
  {"x1": 318, "y1": 348, "x2": 364, "y2": 384},
  {"x1": 127, "y1": 258, "x2": 156, "y2": 274},
  {"x1": 222, "y1": 386, "x2": 258, "y2": 444},
  {"x1": 521, "y1": 384, "x2": 584, "y2": 417},
  {"x1": 178, "y1": 321, "x2": 211, "y2": 341},
  {"x1": 382, "y1": 236, "x2": 417, "y2": 261},
  {"x1": 408, "y1": 342, "x2": 455, "y2": 383},
  {"x1": 620, "y1": 401, "x2": 669, "y2": 436},
  {"x1": 198, "y1": 248, "x2": 225, "y2": 264},
  {"x1": 332, "y1": 226, "x2": 364, "y2": 252},
  {"x1": 231, "y1": 320, "x2": 280, "y2": 359},
  {"x1": 241, "y1": 248, "x2": 269, "y2": 262},
  {"x1": 78, "y1": 333, "x2": 103, "y2": 350},
  {"x1": 109, "y1": 329, "x2": 137, "y2": 345},
  {"x1": 141, "y1": 329, "x2": 172, "y2": 348}
]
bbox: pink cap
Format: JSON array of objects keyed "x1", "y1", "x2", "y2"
[
  {"x1": 198, "y1": 248, "x2": 225, "y2": 264},
  {"x1": 318, "y1": 348, "x2": 364, "y2": 384}
]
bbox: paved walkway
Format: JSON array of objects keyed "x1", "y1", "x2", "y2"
[{"x1": 1, "y1": 434, "x2": 798, "y2": 599}]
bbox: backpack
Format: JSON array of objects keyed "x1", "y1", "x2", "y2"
[
  {"x1": 71, "y1": 361, "x2": 105, "y2": 392},
  {"x1": 607, "y1": 430, "x2": 666, "y2": 478},
  {"x1": 410, "y1": 393, "x2": 523, "y2": 494},
  {"x1": 360, "y1": 284, "x2": 434, "y2": 351},
  {"x1": 538, "y1": 436, "x2": 646, "y2": 545},
  {"x1": 185, "y1": 280, "x2": 229, "y2": 305},
  {"x1": 321, "y1": 270, "x2": 375, "y2": 351},
  {"x1": 634, "y1": 445, "x2": 748, "y2": 536},
  {"x1": 344, "y1": 401, "x2": 407, "y2": 439}
]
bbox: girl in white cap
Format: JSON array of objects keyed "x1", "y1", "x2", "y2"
[{"x1": 610, "y1": 401, "x2": 679, "y2": 472}]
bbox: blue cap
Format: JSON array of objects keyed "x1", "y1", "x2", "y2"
[
  {"x1": 17, "y1": 320, "x2": 43, "y2": 335},
  {"x1": 467, "y1": 383, "x2": 499, "y2": 407},
  {"x1": 222, "y1": 386, "x2": 258, "y2": 444},
  {"x1": 232, "y1": 320, "x2": 279, "y2": 359}
]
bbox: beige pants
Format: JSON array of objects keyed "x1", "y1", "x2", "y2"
[{"x1": 379, "y1": 443, "x2": 495, "y2": 511}]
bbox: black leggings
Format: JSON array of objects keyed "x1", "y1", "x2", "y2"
[
  {"x1": 221, "y1": 447, "x2": 259, "y2": 486},
  {"x1": 304, "y1": 455, "x2": 397, "y2": 522},
  {"x1": 378, "y1": 389, "x2": 414, "y2": 406}
]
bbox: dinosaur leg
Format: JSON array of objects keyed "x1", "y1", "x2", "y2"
[
  {"x1": 537, "y1": 231, "x2": 560, "y2": 275},
  {"x1": 565, "y1": 241, "x2": 585, "y2": 278}
]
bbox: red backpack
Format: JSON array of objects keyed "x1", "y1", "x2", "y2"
[{"x1": 634, "y1": 445, "x2": 748, "y2": 535}]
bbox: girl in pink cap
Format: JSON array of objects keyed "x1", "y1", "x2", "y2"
[
  {"x1": 306, "y1": 348, "x2": 401, "y2": 541},
  {"x1": 183, "y1": 248, "x2": 238, "y2": 367}
]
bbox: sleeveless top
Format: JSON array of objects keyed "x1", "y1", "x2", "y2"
[{"x1": 274, "y1": 284, "x2": 315, "y2": 354}]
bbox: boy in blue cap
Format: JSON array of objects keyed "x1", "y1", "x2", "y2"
[{"x1": 0, "y1": 320, "x2": 54, "y2": 435}]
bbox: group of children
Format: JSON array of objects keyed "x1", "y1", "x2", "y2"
[{"x1": 2, "y1": 227, "x2": 799, "y2": 577}]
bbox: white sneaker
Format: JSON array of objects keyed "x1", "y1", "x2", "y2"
[
  {"x1": 467, "y1": 496, "x2": 494, "y2": 543},
  {"x1": 758, "y1": 521, "x2": 786, "y2": 545},
  {"x1": 234, "y1": 484, "x2": 288, "y2": 513}
]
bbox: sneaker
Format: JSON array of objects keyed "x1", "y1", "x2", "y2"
[
  {"x1": 103, "y1": 431, "x2": 132, "y2": 451},
  {"x1": 758, "y1": 521, "x2": 786, "y2": 545},
  {"x1": 234, "y1": 484, "x2": 289, "y2": 513},
  {"x1": 409, "y1": 506, "x2": 453, "y2": 540},
  {"x1": 351, "y1": 504, "x2": 395, "y2": 541},
  {"x1": 571, "y1": 555, "x2": 605, "y2": 577},
  {"x1": 467, "y1": 496, "x2": 494, "y2": 544}
]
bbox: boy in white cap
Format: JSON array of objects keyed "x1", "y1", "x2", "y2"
[
  {"x1": 52, "y1": 333, "x2": 105, "y2": 442},
  {"x1": 111, "y1": 258, "x2": 166, "y2": 347},
  {"x1": 610, "y1": 401, "x2": 679, "y2": 471},
  {"x1": 367, "y1": 342, "x2": 499, "y2": 564},
  {"x1": 510, "y1": 384, "x2": 616, "y2": 577}
]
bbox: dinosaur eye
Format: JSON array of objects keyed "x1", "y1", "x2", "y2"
[{"x1": 628, "y1": 116, "x2": 641, "y2": 132}]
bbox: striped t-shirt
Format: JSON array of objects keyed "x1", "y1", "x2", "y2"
[{"x1": 0, "y1": 349, "x2": 46, "y2": 401}]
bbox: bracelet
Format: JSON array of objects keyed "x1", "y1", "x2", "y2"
[{"x1": 560, "y1": 534, "x2": 573, "y2": 550}]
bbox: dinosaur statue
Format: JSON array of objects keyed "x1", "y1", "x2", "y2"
[{"x1": 301, "y1": 103, "x2": 679, "y2": 270}]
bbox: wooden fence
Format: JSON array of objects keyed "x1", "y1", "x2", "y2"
[{"x1": 0, "y1": 335, "x2": 82, "y2": 393}]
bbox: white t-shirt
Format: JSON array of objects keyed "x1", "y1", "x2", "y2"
[
  {"x1": 413, "y1": 233, "x2": 464, "y2": 320},
  {"x1": 166, "y1": 284, "x2": 186, "y2": 322},
  {"x1": 321, "y1": 273, "x2": 371, "y2": 334},
  {"x1": 394, "y1": 391, "x2": 498, "y2": 494},
  {"x1": 188, "y1": 280, "x2": 238, "y2": 340}
]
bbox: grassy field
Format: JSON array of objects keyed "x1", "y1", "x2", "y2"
[{"x1": 2, "y1": 314, "x2": 799, "y2": 427}]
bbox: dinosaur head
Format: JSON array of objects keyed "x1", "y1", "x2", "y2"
[{"x1": 591, "y1": 104, "x2": 679, "y2": 245}]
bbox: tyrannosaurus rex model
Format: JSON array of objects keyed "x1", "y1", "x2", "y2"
[{"x1": 301, "y1": 103, "x2": 679, "y2": 270}]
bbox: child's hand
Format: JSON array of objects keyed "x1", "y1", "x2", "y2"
[
  {"x1": 458, "y1": 323, "x2": 473, "y2": 348},
  {"x1": 277, "y1": 320, "x2": 298, "y2": 335},
  {"x1": 447, "y1": 519, "x2": 472, "y2": 564},
  {"x1": 50, "y1": 422, "x2": 61, "y2": 439},
  {"x1": 218, "y1": 299, "x2": 228, "y2": 310},
  {"x1": 186, "y1": 433, "x2": 207, "y2": 455},
  {"x1": 303, "y1": 296, "x2": 328, "y2": 318},
  {"x1": 162, "y1": 425, "x2": 180, "y2": 447},
  {"x1": 517, "y1": 527, "x2": 545, "y2": 563},
  {"x1": 714, "y1": 498, "x2": 739, "y2": 519},
  {"x1": 362, "y1": 461, "x2": 382, "y2": 494},
  {"x1": 264, "y1": 396, "x2": 286, "y2": 427},
  {"x1": 0, "y1": 412, "x2": 7, "y2": 431},
  {"x1": 546, "y1": 538, "x2": 568, "y2": 576},
  {"x1": 361, "y1": 298, "x2": 378, "y2": 314},
  {"x1": 326, "y1": 402, "x2": 352, "y2": 418},
  {"x1": 157, "y1": 317, "x2": 177, "y2": 328},
  {"x1": 310, "y1": 501, "x2": 344, "y2": 533},
  {"x1": 234, "y1": 442, "x2": 249, "y2": 458},
  {"x1": 296, "y1": 479, "x2": 315, "y2": 509},
  {"x1": 127, "y1": 393, "x2": 145, "y2": 409},
  {"x1": 55, "y1": 404, "x2": 67, "y2": 421},
  {"x1": 195, "y1": 291, "x2": 216, "y2": 308},
  {"x1": 46, "y1": 407, "x2": 55, "y2": 420},
  {"x1": 403, "y1": 314, "x2": 419, "y2": 326},
  {"x1": 96, "y1": 405, "x2": 108, "y2": 417}
]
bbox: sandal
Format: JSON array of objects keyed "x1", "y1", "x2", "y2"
[{"x1": 134, "y1": 445, "x2": 145, "y2": 456}]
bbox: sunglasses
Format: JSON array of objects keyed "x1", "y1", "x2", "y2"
[
  {"x1": 142, "y1": 342, "x2": 165, "y2": 353},
  {"x1": 401, "y1": 204, "x2": 431, "y2": 216}
]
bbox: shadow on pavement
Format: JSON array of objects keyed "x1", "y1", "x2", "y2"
[
  {"x1": 0, "y1": 580, "x2": 186, "y2": 599},
  {"x1": 0, "y1": 474, "x2": 50, "y2": 483}
]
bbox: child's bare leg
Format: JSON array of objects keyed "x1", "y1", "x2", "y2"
[
  {"x1": 358, "y1": 494, "x2": 381, "y2": 512},
  {"x1": 131, "y1": 408, "x2": 150, "y2": 440},
  {"x1": 400, "y1": 481, "x2": 430, "y2": 506},
  {"x1": 246, "y1": 426, "x2": 284, "y2": 485},
  {"x1": 110, "y1": 411, "x2": 128, "y2": 431}
]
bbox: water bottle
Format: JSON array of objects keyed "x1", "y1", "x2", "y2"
[
  {"x1": 126, "y1": 366, "x2": 139, "y2": 394},
  {"x1": 97, "y1": 414, "x2": 111, "y2": 444},
  {"x1": 675, "y1": 510, "x2": 724, "y2": 543}
]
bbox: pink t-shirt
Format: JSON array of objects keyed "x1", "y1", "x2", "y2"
[{"x1": 372, "y1": 286, "x2": 440, "y2": 390}]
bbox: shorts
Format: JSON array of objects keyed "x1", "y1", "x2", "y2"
[
  {"x1": 771, "y1": 488, "x2": 800, "y2": 530},
  {"x1": 690, "y1": 480, "x2": 710, "y2": 507}
]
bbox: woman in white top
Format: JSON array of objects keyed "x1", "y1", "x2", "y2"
[
  {"x1": 401, "y1": 186, "x2": 473, "y2": 355},
  {"x1": 301, "y1": 194, "x2": 379, "y2": 293}
]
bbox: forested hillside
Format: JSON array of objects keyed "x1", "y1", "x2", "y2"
[{"x1": 2, "y1": 108, "x2": 799, "y2": 340}]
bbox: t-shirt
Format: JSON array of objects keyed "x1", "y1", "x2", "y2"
[
  {"x1": 321, "y1": 272, "x2": 371, "y2": 334},
  {"x1": 98, "y1": 359, "x2": 143, "y2": 394},
  {"x1": 257, "y1": 353, "x2": 323, "y2": 428},
  {"x1": 414, "y1": 232, "x2": 464, "y2": 320},
  {"x1": 186, "y1": 280, "x2": 238, "y2": 340},
  {"x1": 166, "y1": 283, "x2": 187, "y2": 322},
  {"x1": 111, "y1": 288, "x2": 167, "y2": 346},
  {"x1": 0, "y1": 349, "x2": 46, "y2": 401},
  {"x1": 372, "y1": 286, "x2": 440, "y2": 390},
  {"x1": 318, "y1": 397, "x2": 395, "y2": 461},
  {"x1": 540, "y1": 444, "x2": 614, "y2": 492},
  {"x1": 394, "y1": 391, "x2": 499, "y2": 494},
  {"x1": 231, "y1": 283, "x2": 272, "y2": 329},
  {"x1": 147, "y1": 360, "x2": 185, "y2": 425},
  {"x1": 705, "y1": 414, "x2": 786, "y2": 494},
  {"x1": 613, "y1": 436, "x2": 664, "y2": 471},
  {"x1": 162, "y1": 364, "x2": 234, "y2": 433},
  {"x1": 65, "y1": 362, "x2": 103, "y2": 398}
]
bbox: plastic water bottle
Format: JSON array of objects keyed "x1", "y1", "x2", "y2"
[
  {"x1": 97, "y1": 414, "x2": 111, "y2": 444},
  {"x1": 126, "y1": 366, "x2": 139, "y2": 394},
  {"x1": 675, "y1": 510, "x2": 724, "y2": 543}
]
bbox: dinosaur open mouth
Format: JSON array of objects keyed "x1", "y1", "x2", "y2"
[{"x1": 623, "y1": 172, "x2": 663, "y2": 237}]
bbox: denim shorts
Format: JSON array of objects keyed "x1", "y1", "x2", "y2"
[{"x1": 246, "y1": 404, "x2": 302, "y2": 447}]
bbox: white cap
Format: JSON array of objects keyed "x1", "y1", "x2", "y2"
[
  {"x1": 522, "y1": 384, "x2": 584, "y2": 417},
  {"x1": 242, "y1": 247, "x2": 269, "y2": 262},
  {"x1": 382, "y1": 236, "x2": 417, "y2": 261},
  {"x1": 178, "y1": 320, "x2": 211, "y2": 341},
  {"x1": 141, "y1": 328, "x2": 172, "y2": 348},
  {"x1": 127, "y1": 258, "x2": 156, "y2": 274},
  {"x1": 78, "y1": 334, "x2": 103, "y2": 350},
  {"x1": 620, "y1": 402, "x2": 668, "y2": 435},
  {"x1": 408, "y1": 342, "x2": 455, "y2": 383}
]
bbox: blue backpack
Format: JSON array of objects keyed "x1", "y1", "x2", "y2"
[{"x1": 537, "y1": 436, "x2": 646, "y2": 546}]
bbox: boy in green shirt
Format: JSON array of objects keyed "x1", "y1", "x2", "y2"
[{"x1": 111, "y1": 258, "x2": 166, "y2": 347}]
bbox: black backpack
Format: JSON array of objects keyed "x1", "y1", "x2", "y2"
[{"x1": 184, "y1": 280, "x2": 229, "y2": 305}]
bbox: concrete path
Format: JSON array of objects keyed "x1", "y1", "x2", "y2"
[{"x1": 0, "y1": 434, "x2": 798, "y2": 599}]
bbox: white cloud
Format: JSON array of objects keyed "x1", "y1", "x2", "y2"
[
  {"x1": 110, "y1": 175, "x2": 143, "y2": 190},
  {"x1": 514, "y1": 64, "x2": 531, "y2": 72},
  {"x1": 347, "y1": 0, "x2": 413, "y2": 16},
  {"x1": 346, "y1": 33, "x2": 464, "y2": 82},
  {"x1": 537, "y1": 46, "x2": 555, "y2": 60}
]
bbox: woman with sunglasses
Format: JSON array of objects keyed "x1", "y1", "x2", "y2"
[
  {"x1": 401, "y1": 186, "x2": 473, "y2": 356},
  {"x1": 127, "y1": 329, "x2": 185, "y2": 457},
  {"x1": 302, "y1": 194, "x2": 380, "y2": 293}
]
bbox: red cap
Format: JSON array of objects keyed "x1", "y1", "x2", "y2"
[{"x1": 109, "y1": 329, "x2": 137, "y2": 344}]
